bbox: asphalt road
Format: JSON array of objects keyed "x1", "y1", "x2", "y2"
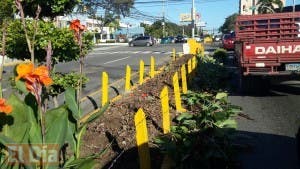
[{"x1": 55, "y1": 43, "x2": 183, "y2": 97}]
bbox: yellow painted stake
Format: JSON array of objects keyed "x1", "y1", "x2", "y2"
[
  {"x1": 173, "y1": 48, "x2": 176, "y2": 61},
  {"x1": 135, "y1": 108, "x2": 151, "y2": 169},
  {"x1": 192, "y1": 56, "x2": 197, "y2": 70},
  {"x1": 139, "y1": 60, "x2": 145, "y2": 85},
  {"x1": 187, "y1": 59, "x2": 192, "y2": 74},
  {"x1": 102, "y1": 72, "x2": 109, "y2": 107},
  {"x1": 125, "y1": 65, "x2": 131, "y2": 92},
  {"x1": 181, "y1": 64, "x2": 188, "y2": 94},
  {"x1": 173, "y1": 72, "x2": 186, "y2": 112},
  {"x1": 160, "y1": 86, "x2": 170, "y2": 134},
  {"x1": 150, "y1": 56, "x2": 155, "y2": 78}
]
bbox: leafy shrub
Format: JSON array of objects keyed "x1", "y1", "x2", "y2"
[
  {"x1": 5, "y1": 20, "x2": 93, "y2": 65},
  {"x1": 154, "y1": 91, "x2": 241, "y2": 169},
  {"x1": 49, "y1": 72, "x2": 89, "y2": 96},
  {"x1": 213, "y1": 48, "x2": 228, "y2": 63},
  {"x1": 190, "y1": 55, "x2": 229, "y2": 91}
]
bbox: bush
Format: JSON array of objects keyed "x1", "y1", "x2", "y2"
[
  {"x1": 5, "y1": 20, "x2": 93, "y2": 65},
  {"x1": 213, "y1": 48, "x2": 228, "y2": 63}
]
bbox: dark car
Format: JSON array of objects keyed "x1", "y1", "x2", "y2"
[
  {"x1": 222, "y1": 33, "x2": 235, "y2": 50},
  {"x1": 175, "y1": 35, "x2": 187, "y2": 43},
  {"x1": 128, "y1": 36, "x2": 154, "y2": 47}
]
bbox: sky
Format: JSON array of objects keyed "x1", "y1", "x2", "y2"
[
  {"x1": 122, "y1": 0, "x2": 239, "y2": 30},
  {"x1": 122, "y1": 0, "x2": 296, "y2": 30}
]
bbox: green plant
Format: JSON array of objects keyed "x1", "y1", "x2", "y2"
[
  {"x1": 5, "y1": 20, "x2": 94, "y2": 66},
  {"x1": 154, "y1": 91, "x2": 241, "y2": 169},
  {"x1": 213, "y1": 48, "x2": 228, "y2": 63},
  {"x1": 49, "y1": 72, "x2": 89, "y2": 97},
  {"x1": 0, "y1": 63, "x2": 108, "y2": 169},
  {"x1": 190, "y1": 55, "x2": 229, "y2": 91}
]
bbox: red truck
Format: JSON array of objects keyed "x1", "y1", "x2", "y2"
[{"x1": 234, "y1": 12, "x2": 300, "y2": 90}]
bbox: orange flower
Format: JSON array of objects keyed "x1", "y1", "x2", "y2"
[
  {"x1": 16, "y1": 63, "x2": 53, "y2": 93},
  {"x1": 70, "y1": 19, "x2": 86, "y2": 33},
  {"x1": 0, "y1": 98, "x2": 12, "y2": 114}
]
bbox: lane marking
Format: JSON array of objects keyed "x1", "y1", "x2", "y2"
[{"x1": 103, "y1": 56, "x2": 130, "y2": 64}]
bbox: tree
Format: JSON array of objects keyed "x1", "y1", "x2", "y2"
[
  {"x1": 219, "y1": 13, "x2": 238, "y2": 34},
  {"x1": 21, "y1": 0, "x2": 80, "y2": 19},
  {"x1": 142, "y1": 20, "x2": 182, "y2": 38},
  {"x1": 256, "y1": 0, "x2": 283, "y2": 14}
]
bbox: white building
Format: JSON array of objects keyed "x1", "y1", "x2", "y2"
[
  {"x1": 239, "y1": 0, "x2": 286, "y2": 15},
  {"x1": 56, "y1": 15, "x2": 114, "y2": 41}
]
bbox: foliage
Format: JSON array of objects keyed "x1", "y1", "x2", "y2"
[
  {"x1": 219, "y1": 13, "x2": 238, "y2": 34},
  {"x1": 213, "y1": 48, "x2": 228, "y2": 63},
  {"x1": 0, "y1": 0, "x2": 15, "y2": 24},
  {"x1": 5, "y1": 20, "x2": 93, "y2": 65},
  {"x1": 0, "y1": 64, "x2": 108, "y2": 168},
  {"x1": 190, "y1": 55, "x2": 229, "y2": 91},
  {"x1": 49, "y1": 72, "x2": 89, "y2": 96},
  {"x1": 20, "y1": 0, "x2": 80, "y2": 19},
  {"x1": 141, "y1": 20, "x2": 183, "y2": 38},
  {"x1": 256, "y1": 0, "x2": 283, "y2": 13},
  {"x1": 79, "y1": 0, "x2": 134, "y2": 17},
  {"x1": 155, "y1": 91, "x2": 241, "y2": 169}
]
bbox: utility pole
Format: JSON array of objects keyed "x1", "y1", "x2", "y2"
[
  {"x1": 191, "y1": 0, "x2": 195, "y2": 38},
  {"x1": 293, "y1": 0, "x2": 296, "y2": 12},
  {"x1": 162, "y1": 0, "x2": 166, "y2": 37}
]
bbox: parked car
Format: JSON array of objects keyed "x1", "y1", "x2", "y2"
[
  {"x1": 175, "y1": 35, "x2": 187, "y2": 43},
  {"x1": 161, "y1": 37, "x2": 174, "y2": 44},
  {"x1": 213, "y1": 35, "x2": 221, "y2": 42},
  {"x1": 222, "y1": 33, "x2": 235, "y2": 50},
  {"x1": 128, "y1": 36, "x2": 154, "y2": 47}
]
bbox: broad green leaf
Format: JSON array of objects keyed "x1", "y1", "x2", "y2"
[
  {"x1": 79, "y1": 103, "x2": 109, "y2": 128},
  {"x1": 65, "y1": 87, "x2": 81, "y2": 120},
  {"x1": 15, "y1": 80, "x2": 29, "y2": 95},
  {"x1": 215, "y1": 119, "x2": 237, "y2": 129},
  {"x1": 45, "y1": 106, "x2": 69, "y2": 147},
  {"x1": 176, "y1": 113, "x2": 193, "y2": 122},
  {"x1": 0, "y1": 94, "x2": 35, "y2": 143},
  {"x1": 216, "y1": 92, "x2": 227, "y2": 100},
  {"x1": 64, "y1": 157, "x2": 95, "y2": 169},
  {"x1": 213, "y1": 111, "x2": 227, "y2": 121},
  {"x1": 0, "y1": 134, "x2": 15, "y2": 145}
]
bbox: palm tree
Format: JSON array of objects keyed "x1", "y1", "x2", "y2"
[{"x1": 256, "y1": 0, "x2": 283, "y2": 14}]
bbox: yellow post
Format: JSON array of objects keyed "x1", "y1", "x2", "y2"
[
  {"x1": 187, "y1": 59, "x2": 192, "y2": 74},
  {"x1": 181, "y1": 64, "x2": 188, "y2": 94},
  {"x1": 192, "y1": 56, "x2": 197, "y2": 70},
  {"x1": 173, "y1": 48, "x2": 176, "y2": 61},
  {"x1": 173, "y1": 72, "x2": 185, "y2": 112},
  {"x1": 150, "y1": 56, "x2": 155, "y2": 78},
  {"x1": 102, "y1": 72, "x2": 109, "y2": 107},
  {"x1": 160, "y1": 86, "x2": 170, "y2": 134},
  {"x1": 139, "y1": 60, "x2": 145, "y2": 85},
  {"x1": 135, "y1": 108, "x2": 151, "y2": 169},
  {"x1": 125, "y1": 65, "x2": 131, "y2": 92}
]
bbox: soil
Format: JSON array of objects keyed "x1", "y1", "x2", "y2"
[{"x1": 82, "y1": 54, "x2": 193, "y2": 169}]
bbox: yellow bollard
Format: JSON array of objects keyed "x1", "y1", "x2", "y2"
[
  {"x1": 160, "y1": 86, "x2": 170, "y2": 134},
  {"x1": 192, "y1": 56, "x2": 197, "y2": 70},
  {"x1": 102, "y1": 72, "x2": 109, "y2": 107},
  {"x1": 125, "y1": 65, "x2": 131, "y2": 92},
  {"x1": 187, "y1": 59, "x2": 192, "y2": 75},
  {"x1": 135, "y1": 108, "x2": 151, "y2": 169},
  {"x1": 173, "y1": 72, "x2": 186, "y2": 112},
  {"x1": 139, "y1": 60, "x2": 145, "y2": 85},
  {"x1": 181, "y1": 64, "x2": 188, "y2": 94},
  {"x1": 173, "y1": 48, "x2": 176, "y2": 61},
  {"x1": 150, "y1": 56, "x2": 155, "y2": 78}
]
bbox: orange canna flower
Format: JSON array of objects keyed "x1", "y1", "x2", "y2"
[
  {"x1": 15, "y1": 63, "x2": 34, "y2": 81},
  {"x1": 15, "y1": 63, "x2": 53, "y2": 93},
  {"x1": 70, "y1": 19, "x2": 86, "y2": 33},
  {"x1": 0, "y1": 98, "x2": 12, "y2": 114}
]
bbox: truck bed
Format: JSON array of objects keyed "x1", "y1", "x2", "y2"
[{"x1": 235, "y1": 12, "x2": 300, "y2": 75}]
